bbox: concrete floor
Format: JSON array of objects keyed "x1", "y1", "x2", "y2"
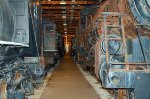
[{"x1": 41, "y1": 55, "x2": 100, "y2": 99}]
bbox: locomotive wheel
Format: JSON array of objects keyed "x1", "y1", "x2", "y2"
[
  {"x1": 20, "y1": 78, "x2": 34, "y2": 96},
  {"x1": 8, "y1": 68, "x2": 35, "y2": 98}
]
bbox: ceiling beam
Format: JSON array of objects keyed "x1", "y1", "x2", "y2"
[
  {"x1": 62, "y1": 35, "x2": 75, "y2": 38},
  {"x1": 56, "y1": 24, "x2": 78, "y2": 27},
  {"x1": 42, "y1": 14, "x2": 79, "y2": 17},
  {"x1": 43, "y1": 16, "x2": 79, "y2": 20},
  {"x1": 56, "y1": 25, "x2": 78, "y2": 27},
  {"x1": 58, "y1": 31, "x2": 76, "y2": 33},
  {"x1": 57, "y1": 25, "x2": 78, "y2": 28},
  {"x1": 57, "y1": 27, "x2": 77, "y2": 30},
  {"x1": 42, "y1": 1, "x2": 95, "y2": 5},
  {"x1": 57, "y1": 30, "x2": 76, "y2": 32},
  {"x1": 57, "y1": 26, "x2": 77, "y2": 28},
  {"x1": 60, "y1": 23, "x2": 77, "y2": 25},
  {"x1": 42, "y1": 13, "x2": 79, "y2": 15},
  {"x1": 42, "y1": 10, "x2": 79, "y2": 13},
  {"x1": 62, "y1": 33, "x2": 76, "y2": 35},
  {"x1": 49, "y1": 19, "x2": 78, "y2": 21},
  {"x1": 42, "y1": 1, "x2": 93, "y2": 36},
  {"x1": 58, "y1": 28, "x2": 76, "y2": 30},
  {"x1": 56, "y1": 24, "x2": 78, "y2": 26},
  {"x1": 42, "y1": 6, "x2": 84, "y2": 10}
]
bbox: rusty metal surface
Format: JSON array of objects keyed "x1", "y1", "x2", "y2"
[
  {"x1": 76, "y1": 0, "x2": 150, "y2": 99},
  {"x1": 83, "y1": 0, "x2": 150, "y2": 39}
]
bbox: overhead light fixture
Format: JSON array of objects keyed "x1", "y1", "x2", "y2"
[
  {"x1": 62, "y1": 16, "x2": 66, "y2": 19},
  {"x1": 63, "y1": 23, "x2": 67, "y2": 26},
  {"x1": 72, "y1": 0, "x2": 76, "y2": 2},
  {"x1": 35, "y1": 2, "x2": 39, "y2": 5},
  {"x1": 60, "y1": 1, "x2": 66, "y2": 4}
]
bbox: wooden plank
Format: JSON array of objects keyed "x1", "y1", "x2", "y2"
[
  {"x1": 43, "y1": 15, "x2": 79, "y2": 18},
  {"x1": 51, "y1": 20, "x2": 79, "y2": 22},
  {"x1": 43, "y1": 16, "x2": 79, "y2": 20},
  {"x1": 42, "y1": 10, "x2": 79, "y2": 14},
  {"x1": 43, "y1": 13, "x2": 79, "y2": 16},
  {"x1": 42, "y1": 6, "x2": 84, "y2": 10},
  {"x1": 42, "y1": 1, "x2": 95, "y2": 5},
  {"x1": 57, "y1": 24, "x2": 77, "y2": 29}
]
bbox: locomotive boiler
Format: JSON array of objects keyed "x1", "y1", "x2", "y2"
[{"x1": 77, "y1": 0, "x2": 150, "y2": 99}]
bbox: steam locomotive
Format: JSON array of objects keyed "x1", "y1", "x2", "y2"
[
  {"x1": 77, "y1": 0, "x2": 150, "y2": 99},
  {"x1": 42, "y1": 19, "x2": 64, "y2": 72},
  {"x1": 0, "y1": 0, "x2": 64, "y2": 98}
]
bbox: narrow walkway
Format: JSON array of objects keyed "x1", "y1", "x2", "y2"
[{"x1": 41, "y1": 55, "x2": 100, "y2": 99}]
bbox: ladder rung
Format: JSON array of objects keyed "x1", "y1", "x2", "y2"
[
  {"x1": 111, "y1": 63, "x2": 150, "y2": 65},
  {"x1": 135, "y1": 24, "x2": 150, "y2": 26},
  {"x1": 106, "y1": 25, "x2": 120, "y2": 28},
  {"x1": 101, "y1": 12, "x2": 126, "y2": 16},
  {"x1": 104, "y1": 38, "x2": 122, "y2": 41}
]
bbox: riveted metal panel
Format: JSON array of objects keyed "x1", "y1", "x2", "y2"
[
  {"x1": 0, "y1": 0, "x2": 15, "y2": 42},
  {"x1": 43, "y1": 23, "x2": 57, "y2": 51},
  {"x1": 9, "y1": 0, "x2": 29, "y2": 45}
]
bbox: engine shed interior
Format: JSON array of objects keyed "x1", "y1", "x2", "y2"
[{"x1": 0, "y1": 0, "x2": 150, "y2": 99}]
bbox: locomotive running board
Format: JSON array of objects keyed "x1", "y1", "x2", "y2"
[{"x1": 0, "y1": 41, "x2": 29, "y2": 47}]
